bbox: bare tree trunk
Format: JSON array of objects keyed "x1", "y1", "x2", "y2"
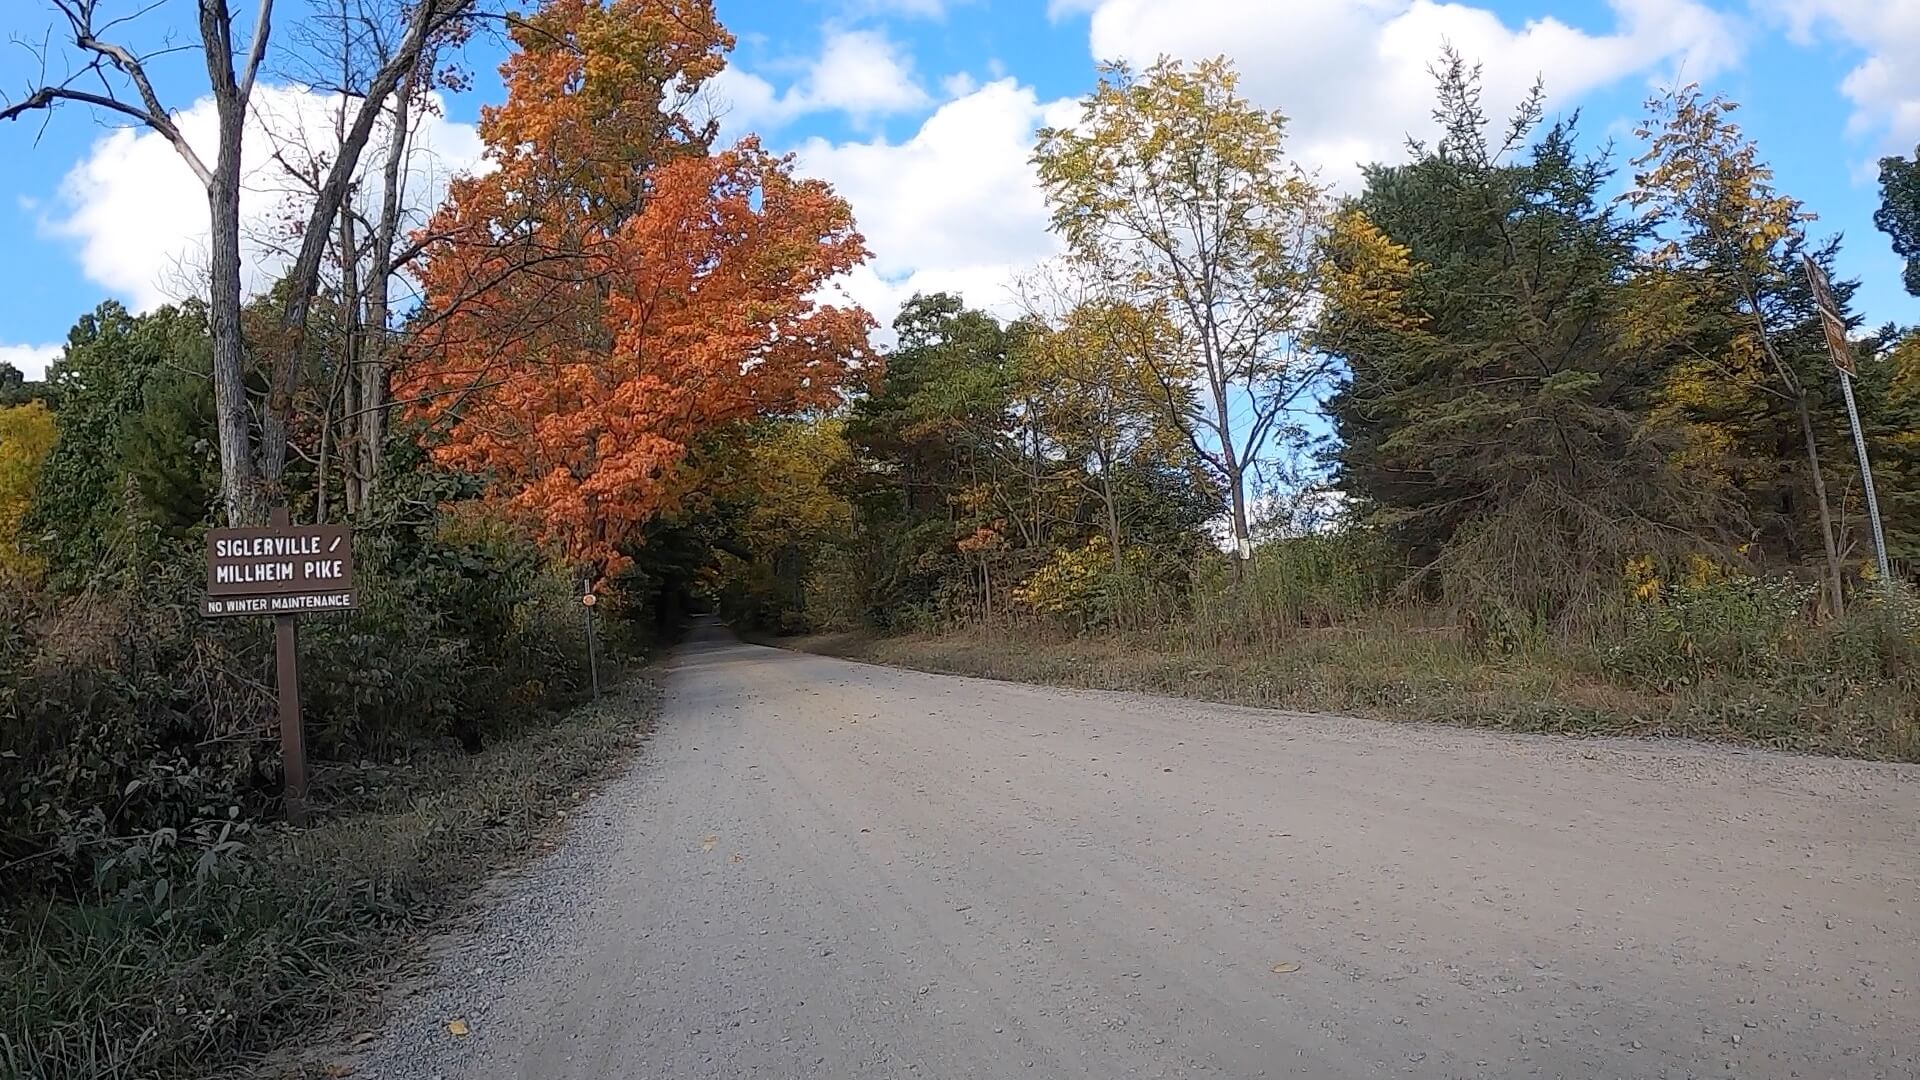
[
  {"x1": 199, "y1": 0, "x2": 271, "y2": 524},
  {"x1": 1095, "y1": 443, "x2": 1124, "y2": 572},
  {"x1": 1026, "y1": 395, "x2": 1044, "y2": 548},
  {"x1": 316, "y1": 391, "x2": 332, "y2": 523},
  {"x1": 335, "y1": 196, "x2": 362, "y2": 517},
  {"x1": 361, "y1": 68, "x2": 415, "y2": 501},
  {"x1": 1742, "y1": 283, "x2": 1846, "y2": 615},
  {"x1": 1209, "y1": 365, "x2": 1251, "y2": 584},
  {"x1": 257, "y1": 0, "x2": 465, "y2": 496},
  {"x1": 1754, "y1": 300, "x2": 1847, "y2": 616},
  {"x1": 1226, "y1": 467, "x2": 1252, "y2": 581},
  {"x1": 342, "y1": 338, "x2": 361, "y2": 514},
  {"x1": 207, "y1": 167, "x2": 259, "y2": 524},
  {"x1": 1795, "y1": 392, "x2": 1846, "y2": 615}
]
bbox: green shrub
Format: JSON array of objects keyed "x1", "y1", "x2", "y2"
[
  {"x1": 0, "y1": 682, "x2": 652, "y2": 1080},
  {"x1": 0, "y1": 551, "x2": 273, "y2": 904},
  {"x1": 1602, "y1": 575, "x2": 1817, "y2": 691},
  {"x1": 1, "y1": 477, "x2": 593, "y2": 908},
  {"x1": 1818, "y1": 584, "x2": 1920, "y2": 688},
  {"x1": 300, "y1": 522, "x2": 587, "y2": 756},
  {"x1": 1010, "y1": 537, "x2": 1190, "y2": 633}
]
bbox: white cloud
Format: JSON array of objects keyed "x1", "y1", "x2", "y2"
[
  {"x1": 847, "y1": 0, "x2": 954, "y2": 19},
  {"x1": 942, "y1": 71, "x2": 980, "y2": 98},
  {"x1": 1077, "y1": 0, "x2": 1744, "y2": 185},
  {"x1": 1764, "y1": 0, "x2": 1920, "y2": 148},
  {"x1": 46, "y1": 84, "x2": 483, "y2": 312},
  {"x1": 794, "y1": 78, "x2": 1077, "y2": 332},
  {"x1": 0, "y1": 342, "x2": 61, "y2": 381},
  {"x1": 1048, "y1": 0, "x2": 1101, "y2": 18},
  {"x1": 711, "y1": 28, "x2": 931, "y2": 136},
  {"x1": 789, "y1": 0, "x2": 1742, "y2": 335}
]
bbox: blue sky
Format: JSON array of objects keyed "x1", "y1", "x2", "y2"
[{"x1": 3, "y1": 0, "x2": 1919, "y2": 379}]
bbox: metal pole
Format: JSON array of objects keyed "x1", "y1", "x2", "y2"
[
  {"x1": 1837, "y1": 370, "x2": 1893, "y2": 589},
  {"x1": 585, "y1": 598, "x2": 601, "y2": 701}
]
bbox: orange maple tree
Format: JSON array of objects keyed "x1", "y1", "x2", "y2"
[{"x1": 402, "y1": 0, "x2": 875, "y2": 573}]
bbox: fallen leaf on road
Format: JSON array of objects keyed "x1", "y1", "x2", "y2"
[
  {"x1": 702, "y1": 835, "x2": 717, "y2": 852},
  {"x1": 1270, "y1": 962, "x2": 1301, "y2": 974},
  {"x1": 730, "y1": 852, "x2": 744, "y2": 863},
  {"x1": 447, "y1": 1019, "x2": 470, "y2": 1037}
]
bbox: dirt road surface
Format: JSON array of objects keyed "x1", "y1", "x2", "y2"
[{"x1": 355, "y1": 622, "x2": 1920, "y2": 1079}]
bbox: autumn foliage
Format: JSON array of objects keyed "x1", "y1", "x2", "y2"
[{"x1": 403, "y1": 0, "x2": 874, "y2": 573}]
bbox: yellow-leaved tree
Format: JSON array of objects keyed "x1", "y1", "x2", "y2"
[
  {"x1": 1015, "y1": 265, "x2": 1196, "y2": 570},
  {"x1": 1629, "y1": 85, "x2": 1850, "y2": 611},
  {"x1": 1033, "y1": 56, "x2": 1332, "y2": 581},
  {"x1": 691, "y1": 417, "x2": 857, "y2": 632},
  {"x1": 0, "y1": 400, "x2": 57, "y2": 580}
]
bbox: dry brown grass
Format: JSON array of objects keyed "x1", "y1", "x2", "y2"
[{"x1": 779, "y1": 620, "x2": 1920, "y2": 761}]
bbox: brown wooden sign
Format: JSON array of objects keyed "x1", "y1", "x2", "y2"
[
  {"x1": 201, "y1": 510, "x2": 356, "y2": 824},
  {"x1": 204, "y1": 522, "x2": 356, "y2": 616},
  {"x1": 1801, "y1": 255, "x2": 1857, "y2": 376}
]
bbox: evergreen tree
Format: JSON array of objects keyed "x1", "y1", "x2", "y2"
[{"x1": 1321, "y1": 55, "x2": 1731, "y2": 621}]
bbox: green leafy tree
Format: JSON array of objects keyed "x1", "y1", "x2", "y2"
[
  {"x1": 689, "y1": 418, "x2": 858, "y2": 631},
  {"x1": 119, "y1": 360, "x2": 221, "y2": 542},
  {"x1": 1875, "y1": 147, "x2": 1920, "y2": 297},
  {"x1": 0, "y1": 361, "x2": 31, "y2": 407},
  {"x1": 844, "y1": 294, "x2": 1033, "y2": 624},
  {"x1": 25, "y1": 301, "x2": 212, "y2": 585},
  {"x1": 1014, "y1": 278, "x2": 1214, "y2": 568},
  {"x1": 1880, "y1": 333, "x2": 1920, "y2": 564}
]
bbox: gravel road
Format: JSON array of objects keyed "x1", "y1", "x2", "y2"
[{"x1": 351, "y1": 620, "x2": 1920, "y2": 1079}]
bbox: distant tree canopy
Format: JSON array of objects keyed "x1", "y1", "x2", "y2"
[
  {"x1": 0, "y1": 362, "x2": 30, "y2": 407},
  {"x1": 692, "y1": 292, "x2": 1219, "y2": 633},
  {"x1": 24, "y1": 302, "x2": 215, "y2": 585}
]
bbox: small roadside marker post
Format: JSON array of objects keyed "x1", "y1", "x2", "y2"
[{"x1": 583, "y1": 588, "x2": 601, "y2": 701}]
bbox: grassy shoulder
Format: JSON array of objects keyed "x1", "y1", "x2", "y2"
[
  {"x1": 780, "y1": 624, "x2": 1919, "y2": 762},
  {"x1": 1, "y1": 677, "x2": 659, "y2": 1080}
]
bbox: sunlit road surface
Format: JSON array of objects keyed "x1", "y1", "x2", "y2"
[{"x1": 358, "y1": 620, "x2": 1920, "y2": 1080}]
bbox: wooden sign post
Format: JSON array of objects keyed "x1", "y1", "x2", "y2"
[{"x1": 203, "y1": 507, "x2": 357, "y2": 824}]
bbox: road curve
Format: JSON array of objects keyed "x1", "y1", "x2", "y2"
[{"x1": 355, "y1": 621, "x2": 1920, "y2": 1079}]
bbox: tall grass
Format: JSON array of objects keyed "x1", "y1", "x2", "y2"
[
  {"x1": 815, "y1": 534, "x2": 1920, "y2": 763},
  {"x1": 0, "y1": 681, "x2": 656, "y2": 1080},
  {"x1": 1180, "y1": 532, "x2": 1405, "y2": 649}
]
